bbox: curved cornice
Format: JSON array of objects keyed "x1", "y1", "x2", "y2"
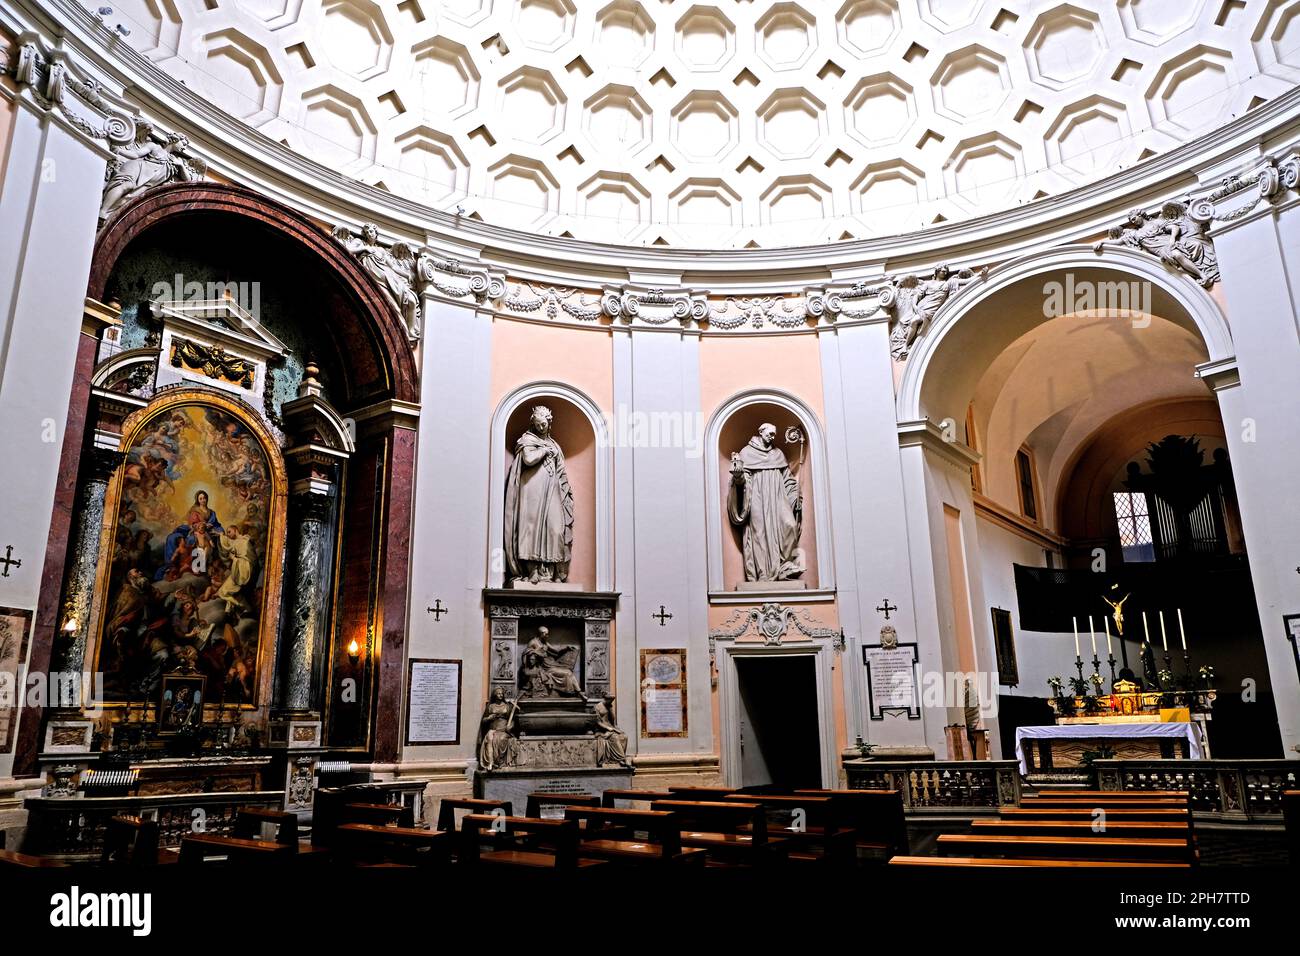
[{"x1": 8, "y1": 0, "x2": 1300, "y2": 291}]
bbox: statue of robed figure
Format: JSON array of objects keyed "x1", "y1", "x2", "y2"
[
  {"x1": 728, "y1": 423, "x2": 805, "y2": 582},
  {"x1": 504, "y1": 406, "x2": 574, "y2": 586}
]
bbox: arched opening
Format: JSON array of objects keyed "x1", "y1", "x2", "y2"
[
  {"x1": 898, "y1": 247, "x2": 1278, "y2": 761},
  {"x1": 32, "y1": 183, "x2": 419, "y2": 766}
]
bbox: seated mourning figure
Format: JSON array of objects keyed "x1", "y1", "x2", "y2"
[{"x1": 519, "y1": 627, "x2": 584, "y2": 699}]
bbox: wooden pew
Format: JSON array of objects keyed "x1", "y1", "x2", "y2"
[
  {"x1": 1000, "y1": 806, "x2": 1192, "y2": 822},
  {"x1": 890, "y1": 855, "x2": 1189, "y2": 869},
  {"x1": 436, "y1": 797, "x2": 512, "y2": 833},
  {"x1": 650, "y1": 799, "x2": 788, "y2": 867},
  {"x1": 525, "y1": 792, "x2": 600, "y2": 819},
  {"x1": 601, "y1": 788, "x2": 674, "y2": 809},
  {"x1": 1024, "y1": 799, "x2": 1189, "y2": 812},
  {"x1": 101, "y1": 815, "x2": 162, "y2": 865},
  {"x1": 795, "y1": 788, "x2": 909, "y2": 858},
  {"x1": 937, "y1": 832, "x2": 1195, "y2": 864},
  {"x1": 343, "y1": 802, "x2": 413, "y2": 828},
  {"x1": 666, "y1": 786, "x2": 736, "y2": 802},
  {"x1": 0, "y1": 849, "x2": 68, "y2": 868},
  {"x1": 1029, "y1": 789, "x2": 1186, "y2": 799},
  {"x1": 179, "y1": 833, "x2": 297, "y2": 864},
  {"x1": 459, "y1": 815, "x2": 605, "y2": 870},
  {"x1": 565, "y1": 807, "x2": 707, "y2": 866},
  {"x1": 972, "y1": 818, "x2": 1193, "y2": 839},
  {"x1": 233, "y1": 808, "x2": 301, "y2": 848},
  {"x1": 335, "y1": 823, "x2": 451, "y2": 867},
  {"x1": 723, "y1": 793, "x2": 855, "y2": 866},
  {"x1": 1284, "y1": 790, "x2": 1300, "y2": 867}
]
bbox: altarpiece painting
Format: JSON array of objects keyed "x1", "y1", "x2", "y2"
[{"x1": 90, "y1": 393, "x2": 286, "y2": 707}]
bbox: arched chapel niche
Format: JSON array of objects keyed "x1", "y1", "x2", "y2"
[
  {"x1": 706, "y1": 393, "x2": 831, "y2": 594},
  {"x1": 32, "y1": 182, "x2": 419, "y2": 768},
  {"x1": 490, "y1": 385, "x2": 609, "y2": 592}
]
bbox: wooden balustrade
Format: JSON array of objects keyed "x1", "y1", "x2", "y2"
[
  {"x1": 846, "y1": 757, "x2": 1297, "y2": 823},
  {"x1": 843, "y1": 760, "x2": 1021, "y2": 816},
  {"x1": 1092, "y1": 759, "x2": 1298, "y2": 822}
]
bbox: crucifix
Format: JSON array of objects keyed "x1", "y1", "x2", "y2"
[
  {"x1": 427, "y1": 600, "x2": 448, "y2": 621},
  {"x1": 652, "y1": 605, "x2": 673, "y2": 627},
  {"x1": 0, "y1": 545, "x2": 21, "y2": 578},
  {"x1": 875, "y1": 598, "x2": 897, "y2": 620}
]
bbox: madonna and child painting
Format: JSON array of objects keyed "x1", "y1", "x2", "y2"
[{"x1": 96, "y1": 402, "x2": 276, "y2": 705}]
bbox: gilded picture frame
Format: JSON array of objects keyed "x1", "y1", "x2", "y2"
[{"x1": 87, "y1": 387, "x2": 288, "y2": 712}]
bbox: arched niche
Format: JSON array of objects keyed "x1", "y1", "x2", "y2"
[
  {"x1": 705, "y1": 391, "x2": 833, "y2": 595},
  {"x1": 487, "y1": 382, "x2": 611, "y2": 592}
]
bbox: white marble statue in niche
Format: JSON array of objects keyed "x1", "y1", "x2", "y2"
[
  {"x1": 503, "y1": 405, "x2": 574, "y2": 587},
  {"x1": 729, "y1": 422, "x2": 805, "y2": 583}
]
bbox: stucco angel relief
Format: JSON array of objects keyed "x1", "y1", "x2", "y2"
[
  {"x1": 99, "y1": 121, "x2": 205, "y2": 224},
  {"x1": 332, "y1": 223, "x2": 425, "y2": 342}
]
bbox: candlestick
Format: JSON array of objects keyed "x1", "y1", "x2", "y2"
[
  {"x1": 1088, "y1": 615, "x2": 1097, "y2": 657},
  {"x1": 1107, "y1": 652, "x2": 1118, "y2": 689},
  {"x1": 1159, "y1": 610, "x2": 1168, "y2": 652},
  {"x1": 1177, "y1": 608, "x2": 1187, "y2": 651},
  {"x1": 1073, "y1": 616, "x2": 1080, "y2": 659}
]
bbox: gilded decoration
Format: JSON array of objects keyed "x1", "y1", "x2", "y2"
[
  {"x1": 89, "y1": 388, "x2": 287, "y2": 709},
  {"x1": 170, "y1": 339, "x2": 256, "y2": 389}
]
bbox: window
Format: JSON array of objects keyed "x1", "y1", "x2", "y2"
[
  {"x1": 1015, "y1": 448, "x2": 1038, "y2": 522},
  {"x1": 1113, "y1": 491, "x2": 1155, "y2": 563}
]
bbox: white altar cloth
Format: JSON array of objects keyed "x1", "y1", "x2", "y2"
[{"x1": 1014, "y1": 722, "x2": 1202, "y2": 775}]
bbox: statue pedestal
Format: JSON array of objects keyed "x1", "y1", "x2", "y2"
[
  {"x1": 736, "y1": 580, "x2": 806, "y2": 591},
  {"x1": 508, "y1": 580, "x2": 588, "y2": 592},
  {"x1": 477, "y1": 764, "x2": 633, "y2": 810}
]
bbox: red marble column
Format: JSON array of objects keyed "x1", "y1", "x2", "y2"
[{"x1": 373, "y1": 425, "x2": 416, "y2": 762}]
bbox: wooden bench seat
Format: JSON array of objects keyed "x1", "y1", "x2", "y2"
[
  {"x1": 436, "y1": 798, "x2": 512, "y2": 833},
  {"x1": 795, "y1": 788, "x2": 909, "y2": 857},
  {"x1": 972, "y1": 818, "x2": 1193, "y2": 839},
  {"x1": 459, "y1": 814, "x2": 605, "y2": 870},
  {"x1": 937, "y1": 832, "x2": 1195, "y2": 864},
  {"x1": 0, "y1": 848, "x2": 68, "y2": 868},
  {"x1": 566, "y1": 807, "x2": 707, "y2": 866},
  {"x1": 602, "y1": 789, "x2": 674, "y2": 808},
  {"x1": 179, "y1": 833, "x2": 297, "y2": 864},
  {"x1": 890, "y1": 855, "x2": 1189, "y2": 869},
  {"x1": 336, "y1": 823, "x2": 451, "y2": 866},
  {"x1": 723, "y1": 794, "x2": 855, "y2": 865},
  {"x1": 343, "y1": 802, "x2": 414, "y2": 828},
  {"x1": 1000, "y1": 806, "x2": 1191, "y2": 822},
  {"x1": 525, "y1": 792, "x2": 601, "y2": 818},
  {"x1": 1030, "y1": 789, "x2": 1187, "y2": 798},
  {"x1": 666, "y1": 786, "x2": 736, "y2": 802},
  {"x1": 651, "y1": 799, "x2": 788, "y2": 866}
]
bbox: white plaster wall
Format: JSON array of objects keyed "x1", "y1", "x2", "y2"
[{"x1": 0, "y1": 100, "x2": 107, "y2": 778}]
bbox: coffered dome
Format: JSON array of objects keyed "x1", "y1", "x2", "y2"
[{"x1": 96, "y1": 0, "x2": 1298, "y2": 245}]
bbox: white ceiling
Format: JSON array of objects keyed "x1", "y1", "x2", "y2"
[{"x1": 98, "y1": 0, "x2": 1300, "y2": 246}]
